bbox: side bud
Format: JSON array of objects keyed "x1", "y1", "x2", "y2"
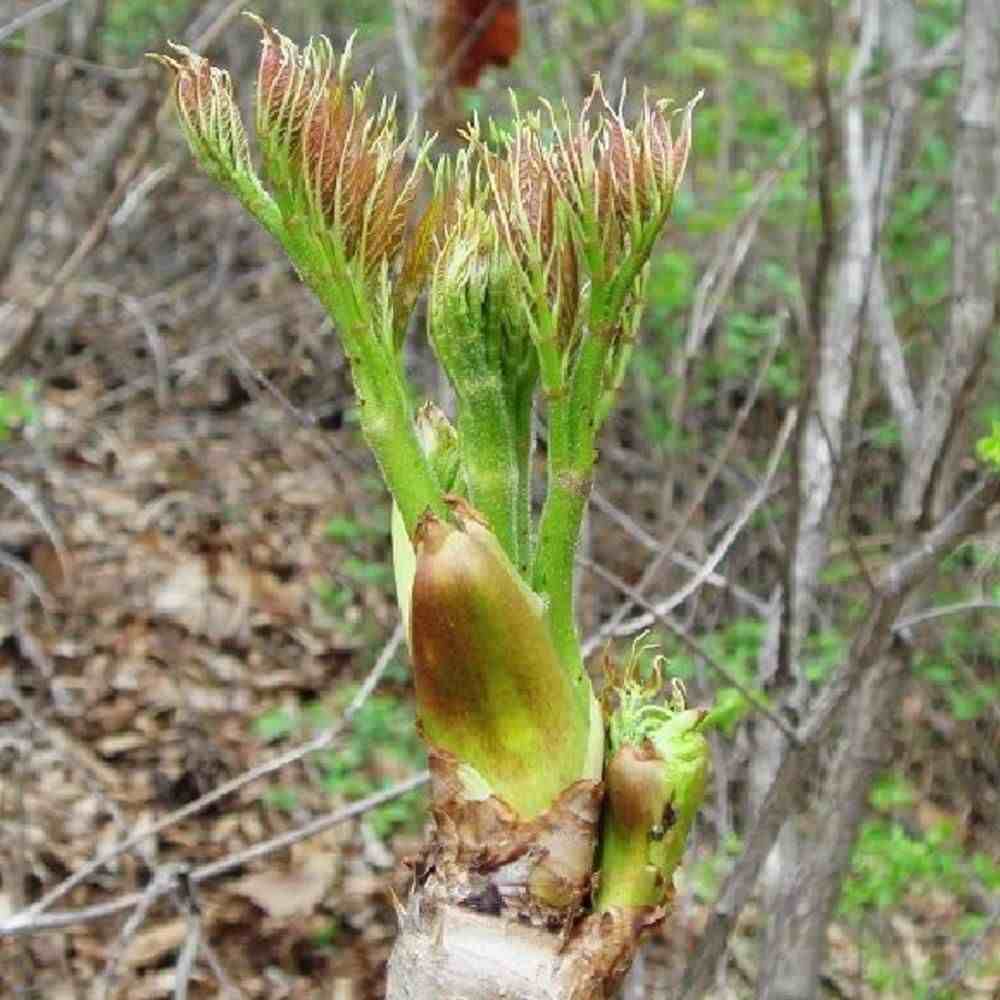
[
  {"x1": 597, "y1": 644, "x2": 710, "y2": 910},
  {"x1": 409, "y1": 499, "x2": 592, "y2": 818}
]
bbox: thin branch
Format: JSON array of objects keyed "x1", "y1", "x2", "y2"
[
  {"x1": 878, "y1": 478, "x2": 1000, "y2": 601},
  {"x1": 868, "y1": 262, "x2": 919, "y2": 452},
  {"x1": 0, "y1": 548, "x2": 54, "y2": 612},
  {"x1": 594, "y1": 321, "x2": 788, "y2": 649},
  {"x1": 199, "y1": 937, "x2": 245, "y2": 999},
  {"x1": 391, "y1": 0, "x2": 422, "y2": 129},
  {"x1": 584, "y1": 492, "x2": 770, "y2": 638},
  {"x1": 96, "y1": 865, "x2": 188, "y2": 1000},
  {"x1": 604, "y1": 0, "x2": 645, "y2": 98},
  {"x1": 172, "y1": 882, "x2": 202, "y2": 1000},
  {"x1": 0, "y1": 471, "x2": 70, "y2": 587},
  {"x1": 653, "y1": 409, "x2": 796, "y2": 616},
  {"x1": 0, "y1": 39, "x2": 145, "y2": 79},
  {"x1": 899, "y1": 0, "x2": 999, "y2": 524},
  {"x1": 0, "y1": 0, "x2": 250, "y2": 374},
  {"x1": 196, "y1": 770, "x2": 428, "y2": 883},
  {"x1": 81, "y1": 282, "x2": 171, "y2": 411},
  {"x1": 894, "y1": 599, "x2": 1000, "y2": 631},
  {"x1": 929, "y1": 898, "x2": 1000, "y2": 992}
]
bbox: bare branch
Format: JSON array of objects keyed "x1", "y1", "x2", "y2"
[
  {"x1": 894, "y1": 599, "x2": 1000, "y2": 631},
  {"x1": 391, "y1": 0, "x2": 423, "y2": 129},
  {"x1": 604, "y1": 1, "x2": 646, "y2": 99},
  {"x1": 868, "y1": 261, "x2": 919, "y2": 451},
  {"x1": 581, "y1": 554, "x2": 798, "y2": 742},
  {"x1": 0, "y1": 472, "x2": 70, "y2": 585},
  {"x1": 641, "y1": 408, "x2": 796, "y2": 619},
  {"x1": 0, "y1": 548, "x2": 54, "y2": 611},
  {"x1": 173, "y1": 882, "x2": 203, "y2": 1000}
]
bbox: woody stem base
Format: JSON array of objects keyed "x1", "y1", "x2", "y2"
[{"x1": 386, "y1": 890, "x2": 653, "y2": 1000}]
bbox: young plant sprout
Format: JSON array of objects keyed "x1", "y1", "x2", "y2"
[{"x1": 153, "y1": 19, "x2": 705, "y2": 997}]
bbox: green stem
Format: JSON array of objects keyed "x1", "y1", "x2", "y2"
[
  {"x1": 532, "y1": 460, "x2": 590, "y2": 686},
  {"x1": 533, "y1": 328, "x2": 611, "y2": 663},
  {"x1": 528, "y1": 221, "x2": 650, "y2": 646},
  {"x1": 531, "y1": 362, "x2": 592, "y2": 704},
  {"x1": 351, "y1": 342, "x2": 448, "y2": 533},
  {"x1": 309, "y1": 277, "x2": 446, "y2": 534},
  {"x1": 567, "y1": 334, "x2": 612, "y2": 460},
  {"x1": 456, "y1": 376, "x2": 520, "y2": 562},
  {"x1": 263, "y1": 211, "x2": 447, "y2": 535},
  {"x1": 511, "y1": 381, "x2": 535, "y2": 576},
  {"x1": 595, "y1": 818, "x2": 659, "y2": 910}
]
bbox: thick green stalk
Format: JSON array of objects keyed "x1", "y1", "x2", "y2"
[
  {"x1": 456, "y1": 378, "x2": 520, "y2": 563},
  {"x1": 351, "y1": 343, "x2": 449, "y2": 533},
  {"x1": 532, "y1": 334, "x2": 609, "y2": 687},
  {"x1": 596, "y1": 809, "x2": 658, "y2": 908},
  {"x1": 531, "y1": 382, "x2": 590, "y2": 697},
  {"x1": 311, "y1": 276, "x2": 447, "y2": 534},
  {"x1": 529, "y1": 204, "x2": 613, "y2": 682},
  {"x1": 510, "y1": 377, "x2": 535, "y2": 575}
]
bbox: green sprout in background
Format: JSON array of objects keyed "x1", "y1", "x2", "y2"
[
  {"x1": 0, "y1": 380, "x2": 38, "y2": 442},
  {"x1": 976, "y1": 420, "x2": 1000, "y2": 469}
]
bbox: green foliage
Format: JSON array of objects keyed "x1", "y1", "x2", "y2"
[
  {"x1": 842, "y1": 818, "x2": 977, "y2": 914},
  {"x1": 916, "y1": 651, "x2": 999, "y2": 722},
  {"x1": 868, "y1": 772, "x2": 916, "y2": 813},
  {"x1": 0, "y1": 381, "x2": 37, "y2": 442},
  {"x1": 666, "y1": 617, "x2": 764, "y2": 684},
  {"x1": 340, "y1": 556, "x2": 393, "y2": 588},
  {"x1": 701, "y1": 686, "x2": 752, "y2": 736},
  {"x1": 254, "y1": 689, "x2": 426, "y2": 838},
  {"x1": 840, "y1": 799, "x2": 999, "y2": 994},
  {"x1": 839, "y1": 768, "x2": 999, "y2": 994},
  {"x1": 324, "y1": 513, "x2": 387, "y2": 543},
  {"x1": 918, "y1": 0, "x2": 963, "y2": 47},
  {"x1": 802, "y1": 628, "x2": 847, "y2": 683},
  {"x1": 975, "y1": 420, "x2": 1000, "y2": 469},
  {"x1": 104, "y1": 0, "x2": 192, "y2": 55}
]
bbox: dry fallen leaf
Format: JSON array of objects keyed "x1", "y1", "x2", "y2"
[
  {"x1": 230, "y1": 851, "x2": 337, "y2": 919},
  {"x1": 123, "y1": 917, "x2": 187, "y2": 968}
]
